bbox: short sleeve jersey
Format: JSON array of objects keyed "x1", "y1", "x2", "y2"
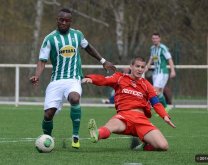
[
  {"x1": 150, "y1": 43, "x2": 171, "y2": 74},
  {"x1": 39, "y1": 28, "x2": 88, "y2": 81}
]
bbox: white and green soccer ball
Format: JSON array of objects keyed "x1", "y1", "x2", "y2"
[{"x1": 35, "y1": 134, "x2": 55, "y2": 153}]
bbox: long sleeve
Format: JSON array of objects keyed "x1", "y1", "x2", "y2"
[
  {"x1": 153, "y1": 103, "x2": 170, "y2": 119},
  {"x1": 85, "y1": 72, "x2": 122, "y2": 87},
  {"x1": 144, "y1": 79, "x2": 169, "y2": 118}
]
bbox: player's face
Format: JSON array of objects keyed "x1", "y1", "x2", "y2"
[
  {"x1": 130, "y1": 60, "x2": 146, "y2": 79},
  {"x1": 152, "y1": 35, "x2": 161, "y2": 46},
  {"x1": 57, "y1": 11, "x2": 72, "y2": 34}
]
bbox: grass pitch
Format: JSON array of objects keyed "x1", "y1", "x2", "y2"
[{"x1": 0, "y1": 105, "x2": 207, "y2": 165}]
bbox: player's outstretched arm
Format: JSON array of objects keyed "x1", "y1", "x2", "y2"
[
  {"x1": 102, "y1": 61, "x2": 116, "y2": 72},
  {"x1": 84, "y1": 44, "x2": 116, "y2": 72},
  {"x1": 83, "y1": 73, "x2": 120, "y2": 87}
]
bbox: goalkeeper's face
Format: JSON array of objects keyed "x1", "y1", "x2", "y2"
[
  {"x1": 57, "y1": 11, "x2": 72, "y2": 34},
  {"x1": 130, "y1": 60, "x2": 146, "y2": 79}
]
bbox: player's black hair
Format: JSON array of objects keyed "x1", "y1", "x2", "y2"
[
  {"x1": 59, "y1": 8, "x2": 72, "y2": 14},
  {"x1": 131, "y1": 56, "x2": 146, "y2": 65},
  {"x1": 152, "y1": 32, "x2": 160, "y2": 37}
]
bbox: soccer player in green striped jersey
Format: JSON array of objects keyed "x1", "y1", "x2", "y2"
[
  {"x1": 30, "y1": 8, "x2": 116, "y2": 149},
  {"x1": 146, "y1": 33, "x2": 176, "y2": 111}
]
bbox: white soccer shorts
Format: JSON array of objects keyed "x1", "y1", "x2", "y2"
[
  {"x1": 152, "y1": 73, "x2": 169, "y2": 88},
  {"x1": 44, "y1": 79, "x2": 82, "y2": 111}
]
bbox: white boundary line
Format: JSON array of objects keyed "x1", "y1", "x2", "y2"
[
  {"x1": 1, "y1": 135, "x2": 208, "y2": 143},
  {"x1": 0, "y1": 102, "x2": 207, "y2": 109}
]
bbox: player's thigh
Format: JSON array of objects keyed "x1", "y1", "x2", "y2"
[
  {"x1": 104, "y1": 118, "x2": 126, "y2": 133},
  {"x1": 143, "y1": 129, "x2": 168, "y2": 148},
  {"x1": 153, "y1": 74, "x2": 168, "y2": 89},
  {"x1": 64, "y1": 79, "x2": 82, "y2": 99},
  {"x1": 44, "y1": 81, "x2": 65, "y2": 111}
]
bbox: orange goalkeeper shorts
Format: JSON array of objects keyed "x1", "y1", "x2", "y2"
[{"x1": 112, "y1": 110, "x2": 157, "y2": 140}]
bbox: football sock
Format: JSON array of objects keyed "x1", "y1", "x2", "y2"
[
  {"x1": 158, "y1": 93, "x2": 167, "y2": 108},
  {"x1": 70, "y1": 104, "x2": 81, "y2": 136},
  {"x1": 98, "y1": 126, "x2": 111, "y2": 139},
  {"x1": 143, "y1": 143, "x2": 155, "y2": 151},
  {"x1": 42, "y1": 120, "x2": 53, "y2": 136}
]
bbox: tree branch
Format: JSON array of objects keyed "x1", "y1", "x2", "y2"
[
  {"x1": 43, "y1": 0, "x2": 60, "y2": 6},
  {"x1": 69, "y1": 8, "x2": 109, "y2": 27},
  {"x1": 43, "y1": 0, "x2": 108, "y2": 27}
]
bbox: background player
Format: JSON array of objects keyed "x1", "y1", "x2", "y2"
[{"x1": 146, "y1": 33, "x2": 176, "y2": 111}]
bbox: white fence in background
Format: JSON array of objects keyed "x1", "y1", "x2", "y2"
[{"x1": 0, "y1": 64, "x2": 207, "y2": 108}]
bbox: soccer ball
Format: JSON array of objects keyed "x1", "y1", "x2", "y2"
[{"x1": 35, "y1": 134, "x2": 55, "y2": 153}]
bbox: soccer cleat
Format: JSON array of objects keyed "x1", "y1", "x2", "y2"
[
  {"x1": 71, "y1": 136, "x2": 80, "y2": 149},
  {"x1": 88, "y1": 119, "x2": 99, "y2": 143},
  {"x1": 130, "y1": 137, "x2": 144, "y2": 151},
  {"x1": 133, "y1": 143, "x2": 145, "y2": 151}
]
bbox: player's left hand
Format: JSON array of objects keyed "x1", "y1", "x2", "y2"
[
  {"x1": 103, "y1": 61, "x2": 117, "y2": 72},
  {"x1": 164, "y1": 116, "x2": 176, "y2": 128}
]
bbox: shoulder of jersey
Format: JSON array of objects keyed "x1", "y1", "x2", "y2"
[
  {"x1": 150, "y1": 45, "x2": 155, "y2": 49},
  {"x1": 44, "y1": 30, "x2": 58, "y2": 40},
  {"x1": 70, "y1": 28, "x2": 82, "y2": 34},
  {"x1": 159, "y1": 43, "x2": 168, "y2": 50}
]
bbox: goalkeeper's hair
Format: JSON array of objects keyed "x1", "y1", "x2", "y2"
[{"x1": 131, "y1": 56, "x2": 146, "y2": 65}]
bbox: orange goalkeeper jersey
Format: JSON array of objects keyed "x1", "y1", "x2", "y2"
[{"x1": 86, "y1": 72, "x2": 169, "y2": 118}]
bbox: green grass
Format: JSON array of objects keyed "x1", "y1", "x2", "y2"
[{"x1": 0, "y1": 105, "x2": 207, "y2": 165}]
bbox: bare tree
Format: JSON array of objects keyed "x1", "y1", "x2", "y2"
[
  {"x1": 29, "y1": 0, "x2": 44, "y2": 66},
  {"x1": 108, "y1": 0, "x2": 125, "y2": 58},
  {"x1": 29, "y1": 0, "x2": 60, "y2": 75},
  {"x1": 106, "y1": 0, "x2": 147, "y2": 60}
]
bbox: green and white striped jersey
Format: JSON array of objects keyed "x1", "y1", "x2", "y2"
[
  {"x1": 39, "y1": 28, "x2": 88, "y2": 81},
  {"x1": 150, "y1": 43, "x2": 171, "y2": 74}
]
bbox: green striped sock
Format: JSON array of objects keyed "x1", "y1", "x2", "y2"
[
  {"x1": 70, "y1": 104, "x2": 81, "y2": 136},
  {"x1": 158, "y1": 93, "x2": 167, "y2": 108}
]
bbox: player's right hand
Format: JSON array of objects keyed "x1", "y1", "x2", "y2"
[{"x1": 30, "y1": 76, "x2": 39, "y2": 86}]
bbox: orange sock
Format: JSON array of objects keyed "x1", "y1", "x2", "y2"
[{"x1": 98, "y1": 127, "x2": 111, "y2": 140}]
